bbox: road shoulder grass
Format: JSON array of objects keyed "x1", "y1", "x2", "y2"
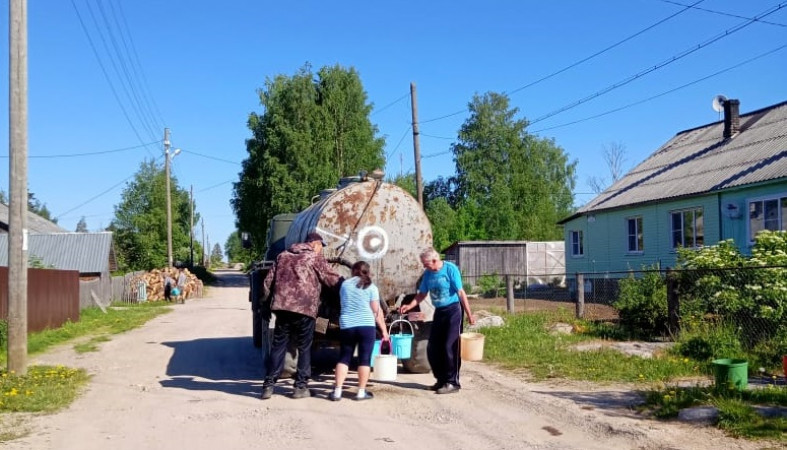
[{"x1": 0, "y1": 302, "x2": 171, "y2": 443}]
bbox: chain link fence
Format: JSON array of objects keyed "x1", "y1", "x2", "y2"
[{"x1": 462, "y1": 265, "x2": 786, "y2": 357}]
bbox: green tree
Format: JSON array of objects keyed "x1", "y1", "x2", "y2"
[
  {"x1": 75, "y1": 216, "x2": 88, "y2": 232},
  {"x1": 210, "y1": 243, "x2": 223, "y2": 266},
  {"x1": 111, "y1": 160, "x2": 198, "y2": 271},
  {"x1": 225, "y1": 230, "x2": 253, "y2": 265},
  {"x1": 232, "y1": 63, "x2": 385, "y2": 256},
  {"x1": 449, "y1": 92, "x2": 576, "y2": 241},
  {"x1": 387, "y1": 172, "x2": 417, "y2": 199},
  {"x1": 28, "y1": 192, "x2": 57, "y2": 223}
]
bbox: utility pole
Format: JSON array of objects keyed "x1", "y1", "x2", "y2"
[
  {"x1": 189, "y1": 185, "x2": 194, "y2": 267},
  {"x1": 201, "y1": 219, "x2": 206, "y2": 266},
  {"x1": 164, "y1": 128, "x2": 173, "y2": 268},
  {"x1": 410, "y1": 82, "x2": 423, "y2": 207},
  {"x1": 8, "y1": 0, "x2": 29, "y2": 375}
]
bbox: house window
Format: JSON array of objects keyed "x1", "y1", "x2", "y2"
[
  {"x1": 570, "y1": 230, "x2": 584, "y2": 257},
  {"x1": 627, "y1": 217, "x2": 644, "y2": 252},
  {"x1": 749, "y1": 196, "x2": 787, "y2": 241},
  {"x1": 671, "y1": 208, "x2": 704, "y2": 248}
]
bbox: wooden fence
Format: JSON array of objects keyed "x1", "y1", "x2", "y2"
[{"x1": 0, "y1": 267, "x2": 80, "y2": 333}]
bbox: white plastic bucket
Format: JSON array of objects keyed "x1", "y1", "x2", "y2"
[
  {"x1": 373, "y1": 354, "x2": 398, "y2": 381},
  {"x1": 460, "y1": 332, "x2": 485, "y2": 361}
]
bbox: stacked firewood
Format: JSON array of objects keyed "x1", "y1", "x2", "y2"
[{"x1": 132, "y1": 267, "x2": 203, "y2": 302}]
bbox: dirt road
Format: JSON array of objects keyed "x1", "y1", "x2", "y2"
[{"x1": 4, "y1": 270, "x2": 764, "y2": 450}]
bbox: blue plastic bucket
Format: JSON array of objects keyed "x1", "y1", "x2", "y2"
[
  {"x1": 389, "y1": 319, "x2": 414, "y2": 360},
  {"x1": 369, "y1": 339, "x2": 382, "y2": 367}
]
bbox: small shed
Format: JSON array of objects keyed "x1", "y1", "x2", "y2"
[
  {"x1": 0, "y1": 232, "x2": 117, "y2": 308},
  {"x1": 442, "y1": 240, "x2": 565, "y2": 286}
]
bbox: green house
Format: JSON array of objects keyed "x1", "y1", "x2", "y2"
[{"x1": 559, "y1": 99, "x2": 787, "y2": 294}]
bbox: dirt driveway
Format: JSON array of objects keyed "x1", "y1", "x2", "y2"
[{"x1": 2, "y1": 270, "x2": 765, "y2": 450}]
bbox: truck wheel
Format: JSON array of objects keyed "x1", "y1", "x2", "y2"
[
  {"x1": 401, "y1": 322, "x2": 431, "y2": 374},
  {"x1": 252, "y1": 310, "x2": 262, "y2": 348}
]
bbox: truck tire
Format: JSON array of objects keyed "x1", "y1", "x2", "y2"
[{"x1": 401, "y1": 322, "x2": 431, "y2": 374}]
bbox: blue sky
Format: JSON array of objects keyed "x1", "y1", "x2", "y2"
[{"x1": 0, "y1": 1, "x2": 785, "y2": 259}]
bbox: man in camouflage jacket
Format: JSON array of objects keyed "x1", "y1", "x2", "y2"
[{"x1": 261, "y1": 231, "x2": 343, "y2": 399}]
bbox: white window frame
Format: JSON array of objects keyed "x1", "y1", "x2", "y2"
[
  {"x1": 570, "y1": 230, "x2": 584, "y2": 257},
  {"x1": 748, "y1": 193, "x2": 787, "y2": 243},
  {"x1": 626, "y1": 216, "x2": 644, "y2": 253},
  {"x1": 671, "y1": 207, "x2": 704, "y2": 249}
]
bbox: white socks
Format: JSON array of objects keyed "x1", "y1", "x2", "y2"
[{"x1": 357, "y1": 388, "x2": 367, "y2": 398}]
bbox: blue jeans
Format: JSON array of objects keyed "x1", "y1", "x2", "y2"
[
  {"x1": 428, "y1": 302, "x2": 462, "y2": 387},
  {"x1": 263, "y1": 310, "x2": 315, "y2": 389}
]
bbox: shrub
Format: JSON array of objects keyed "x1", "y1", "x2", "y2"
[
  {"x1": 0, "y1": 320, "x2": 6, "y2": 349},
  {"x1": 613, "y1": 266, "x2": 668, "y2": 339},
  {"x1": 478, "y1": 274, "x2": 504, "y2": 298},
  {"x1": 674, "y1": 319, "x2": 744, "y2": 361}
]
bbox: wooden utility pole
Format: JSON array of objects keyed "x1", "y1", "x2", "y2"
[
  {"x1": 410, "y1": 82, "x2": 423, "y2": 207},
  {"x1": 8, "y1": 0, "x2": 29, "y2": 375},
  {"x1": 164, "y1": 128, "x2": 173, "y2": 268},
  {"x1": 201, "y1": 219, "x2": 206, "y2": 266},
  {"x1": 189, "y1": 185, "x2": 194, "y2": 267}
]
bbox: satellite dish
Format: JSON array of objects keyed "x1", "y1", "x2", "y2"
[{"x1": 712, "y1": 94, "x2": 728, "y2": 113}]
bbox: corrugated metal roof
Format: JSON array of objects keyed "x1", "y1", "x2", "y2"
[
  {"x1": 561, "y1": 101, "x2": 787, "y2": 223},
  {"x1": 0, "y1": 203, "x2": 68, "y2": 233},
  {"x1": 0, "y1": 232, "x2": 115, "y2": 273}
]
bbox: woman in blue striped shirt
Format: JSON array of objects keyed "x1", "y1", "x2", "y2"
[{"x1": 330, "y1": 261, "x2": 389, "y2": 401}]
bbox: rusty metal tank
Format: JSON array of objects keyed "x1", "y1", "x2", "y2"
[{"x1": 285, "y1": 175, "x2": 432, "y2": 303}]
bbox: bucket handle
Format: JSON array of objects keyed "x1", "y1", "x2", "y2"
[{"x1": 388, "y1": 319, "x2": 414, "y2": 336}]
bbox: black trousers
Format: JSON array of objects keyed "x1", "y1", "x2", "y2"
[
  {"x1": 427, "y1": 302, "x2": 462, "y2": 387},
  {"x1": 264, "y1": 310, "x2": 316, "y2": 389}
]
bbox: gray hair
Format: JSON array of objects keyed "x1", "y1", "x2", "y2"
[{"x1": 419, "y1": 247, "x2": 440, "y2": 261}]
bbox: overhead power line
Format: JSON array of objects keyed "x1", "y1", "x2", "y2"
[
  {"x1": 533, "y1": 43, "x2": 787, "y2": 133},
  {"x1": 655, "y1": 0, "x2": 787, "y2": 27},
  {"x1": 385, "y1": 126, "x2": 411, "y2": 161},
  {"x1": 507, "y1": 0, "x2": 707, "y2": 96},
  {"x1": 181, "y1": 149, "x2": 242, "y2": 165},
  {"x1": 69, "y1": 0, "x2": 156, "y2": 157},
  {"x1": 0, "y1": 140, "x2": 162, "y2": 159},
  {"x1": 83, "y1": 0, "x2": 159, "y2": 143},
  {"x1": 530, "y1": 2, "x2": 787, "y2": 125},
  {"x1": 107, "y1": 0, "x2": 167, "y2": 129},
  {"x1": 199, "y1": 180, "x2": 233, "y2": 192},
  {"x1": 418, "y1": 0, "x2": 706, "y2": 125},
  {"x1": 372, "y1": 93, "x2": 409, "y2": 116},
  {"x1": 55, "y1": 154, "x2": 165, "y2": 219}
]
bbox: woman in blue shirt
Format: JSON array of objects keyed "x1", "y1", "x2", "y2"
[
  {"x1": 331, "y1": 261, "x2": 389, "y2": 401},
  {"x1": 400, "y1": 248, "x2": 475, "y2": 394}
]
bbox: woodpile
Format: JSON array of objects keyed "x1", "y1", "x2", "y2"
[{"x1": 131, "y1": 267, "x2": 203, "y2": 302}]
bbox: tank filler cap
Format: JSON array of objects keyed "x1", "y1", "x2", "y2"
[{"x1": 370, "y1": 168, "x2": 385, "y2": 180}]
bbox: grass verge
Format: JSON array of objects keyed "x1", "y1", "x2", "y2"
[
  {"x1": 480, "y1": 309, "x2": 787, "y2": 442},
  {"x1": 0, "y1": 301, "x2": 171, "y2": 365},
  {"x1": 480, "y1": 310, "x2": 699, "y2": 382},
  {"x1": 0, "y1": 301, "x2": 170, "y2": 443},
  {"x1": 642, "y1": 384, "x2": 787, "y2": 441}
]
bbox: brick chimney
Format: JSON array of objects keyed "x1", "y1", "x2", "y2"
[{"x1": 723, "y1": 99, "x2": 740, "y2": 138}]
